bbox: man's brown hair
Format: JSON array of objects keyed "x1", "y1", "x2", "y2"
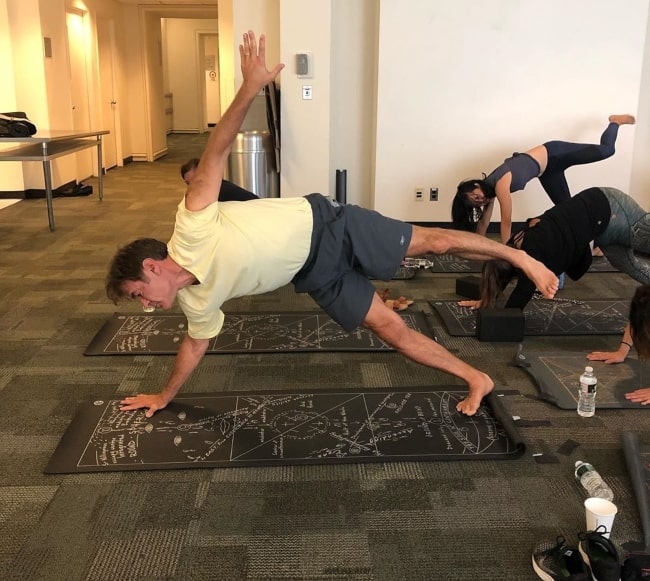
[{"x1": 106, "y1": 238, "x2": 168, "y2": 304}]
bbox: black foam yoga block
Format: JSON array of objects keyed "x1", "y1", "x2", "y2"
[
  {"x1": 455, "y1": 275, "x2": 481, "y2": 299},
  {"x1": 476, "y1": 308, "x2": 524, "y2": 342}
]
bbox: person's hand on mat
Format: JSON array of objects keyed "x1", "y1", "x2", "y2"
[
  {"x1": 624, "y1": 388, "x2": 650, "y2": 405},
  {"x1": 457, "y1": 300, "x2": 481, "y2": 310},
  {"x1": 120, "y1": 393, "x2": 169, "y2": 418},
  {"x1": 586, "y1": 349, "x2": 627, "y2": 364}
]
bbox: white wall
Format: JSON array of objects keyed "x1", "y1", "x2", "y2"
[
  {"x1": 374, "y1": 0, "x2": 648, "y2": 221},
  {"x1": 329, "y1": 0, "x2": 378, "y2": 207},
  {"x1": 279, "y1": 0, "x2": 331, "y2": 198},
  {"x1": 3, "y1": 0, "x2": 650, "y2": 217},
  {"x1": 631, "y1": 10, "x2": 650, "y2": 209}
]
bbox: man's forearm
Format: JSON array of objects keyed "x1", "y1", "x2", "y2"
[{"x1": 159, "y1": 335, "x2": 209, "y2": 405}]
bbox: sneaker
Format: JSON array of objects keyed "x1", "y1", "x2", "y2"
[
  {"x1": 533, "y1": 535, "x2": 592, "y2": 580},
  {"x1": 578, "y1": 526, "x2": 621, "y2": 581}
]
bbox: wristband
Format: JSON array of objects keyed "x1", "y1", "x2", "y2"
[{"x1": 621, "y1": 340, "x2": 633, "y2": 349}]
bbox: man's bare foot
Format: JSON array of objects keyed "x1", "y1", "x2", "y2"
[
  {"x1": 609, "y1": 114, "x2": 636, "y2": 125},
  {"x1": 592, "y1": 246, "x2": 604, "y2": 257},
  {"x1": 456, "y1": 372, "x2": 494, "y2": 415}
]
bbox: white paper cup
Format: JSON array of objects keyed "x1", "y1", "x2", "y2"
[{"x1": 584, "y1": 497, "x2": 618, "y2": 538}]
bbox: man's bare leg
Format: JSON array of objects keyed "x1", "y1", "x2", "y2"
[
  {"x1": 405, "y1": 225, "x2": 559, "y2": 299},
  {"x1": 363, "y1": 294, "x2": 493, "y2": 415}
]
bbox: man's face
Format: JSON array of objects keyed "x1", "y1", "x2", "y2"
[
  {"x1": 121, "y1": 267, "x2": 175, "y2": 311},
  {"x1": 182, "y1": 167, "x2": 197, "y2": 185}
]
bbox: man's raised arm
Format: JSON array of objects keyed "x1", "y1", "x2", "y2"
[{"x1": 186, "y1": 31, "x2": 284, "y2": 212}]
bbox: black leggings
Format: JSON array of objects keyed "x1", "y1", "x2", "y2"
[{"x1": 539, "y1": 122, "x2": 620, "y2": 205}]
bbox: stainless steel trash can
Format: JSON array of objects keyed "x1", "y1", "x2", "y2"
[{"x1": 226, "y1": 130, "x2": 279, "y2": 198}]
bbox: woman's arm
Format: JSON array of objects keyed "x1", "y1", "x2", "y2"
[
  {"x1": 587, "y1": 323, "x2": 634, "y2": 364},
  {"x1": 494, "y1": 174, "x2": 513, "y2": 243},
  {"x1": 475, "y1": 201, "x2": 494, "y2": 237}
]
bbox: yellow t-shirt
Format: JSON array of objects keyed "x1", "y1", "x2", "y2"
[{"x1": 168, "y1": 197, "x2": 313, "y2": 339}]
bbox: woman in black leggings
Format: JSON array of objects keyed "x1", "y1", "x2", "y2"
[{"x1": 451, "y1": 115, "x2": 635, "y2": 243}]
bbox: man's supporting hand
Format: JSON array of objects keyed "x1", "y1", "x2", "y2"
[{"x1": 120, "y1": 393, "x2": 170, "y2": 419}]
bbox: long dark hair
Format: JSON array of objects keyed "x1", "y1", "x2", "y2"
[
  {"x1": 630, "y1": 285, "x2": 650, "y2": 358},
  {"x1": 479, "y1": 258, "x2": 517, "y2": 307},
  {"x1": 451, "y1": 178, "x2": 495, "y2": 232}
]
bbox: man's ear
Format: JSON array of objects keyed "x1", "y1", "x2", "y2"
[{"x1": 142, "y1": 258, "x2": 160, "y2": 275}]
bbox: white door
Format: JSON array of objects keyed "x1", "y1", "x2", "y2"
[
  {"x1": 65, "y1": 10, "x2": 93, "y2": 179},
  {"x1": 204, "y1": 34, "x2": 220, "y2": 128},
  {"x1": 97, "y1": 18, "x2": 119, "y2": 170}
]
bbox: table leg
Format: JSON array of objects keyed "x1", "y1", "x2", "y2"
[
  {"x1": 97, "y1": 136, "x2": 104, "y2": 201},
  {"x1": 43, "y1": 159, "x2": 55, "y2": 231}
]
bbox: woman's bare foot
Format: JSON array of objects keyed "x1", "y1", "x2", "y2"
[
  {"x1": 592, "y1": 246, "x2": 604, "y2": 257},
  {"x1": 456, "y1": 372, "x2": 495, "y2": 415},
  {"x1": 609, "y1": 114, "x2": 636, "y2": 125}
]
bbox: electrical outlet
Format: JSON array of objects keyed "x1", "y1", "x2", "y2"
[
  {"x1": 429, "y1": 187, "x2": 438, "y2": 201},
  {"x1": 415, "y1": 188, "x2": 424, "y2": 202}
]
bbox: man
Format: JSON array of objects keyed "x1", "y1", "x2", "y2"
[
  {"x1": 180, "y1": 157, "x2": 259, "y2": 201},
  {"x1": 107, "y1": 31, "x2": 559, "y2": 419}
]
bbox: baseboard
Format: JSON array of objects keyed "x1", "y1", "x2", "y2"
[
  {"x1": 152, "y1": 148, "x2": 168, "y2": 161},
  {"x1": 0, "y1": 190, "x2": 26, "y2": 199},
  {"x1": 122, "y1": 156, "x2": 133, "y2": 165}
]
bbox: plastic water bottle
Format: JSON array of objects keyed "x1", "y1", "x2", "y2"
[
  {"x1": 577, "y1": 366, "x2": 597, "y2": 417},
  {"x1": 574, "y1": 460, "x2": 614, "y2": 501}
]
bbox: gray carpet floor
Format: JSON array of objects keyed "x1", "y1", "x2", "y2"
[{"x1": 0, "y1": 133, "x2": 646, "y2": 580}]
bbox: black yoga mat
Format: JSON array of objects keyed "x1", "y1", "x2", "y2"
[
  {"x1": 425, "y1": 254, "x2": 618, "y2": 274},
  {"x1": 622, "y1": 432, "x2": 650, "y2": 551},
  {"x1": 429, "y1": 298, "x2": 628, "y2": 337},
  {"x1": 85, "y1": 310, "x2": 431, "y2": 355},
  {"x1": 44, "y1": 388, "x2": 525, "y2": 474},
  {"x1": 515, "y1": 351, "x2": 650, "y2": 409}
]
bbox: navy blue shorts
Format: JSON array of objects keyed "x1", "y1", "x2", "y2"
[{"x1": 292, "y1": 194, "x2": 412, "y2": 331}]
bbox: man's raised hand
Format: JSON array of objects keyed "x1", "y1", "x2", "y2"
[{"x1": 239, "y1": 31, "x2": 284, "y2": 88}]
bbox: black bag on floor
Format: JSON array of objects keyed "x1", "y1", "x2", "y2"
[
  {"x1": 0, "y1": 112, "x2": 37, "y2": 137},
  {"x1": 55, "y1": 183, "x2": 93, "y2": 198}
]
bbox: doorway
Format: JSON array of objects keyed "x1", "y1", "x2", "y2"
[
  {"x1": 96, "y1": 18, "x2": 121, "y2": 170},
  {"x1": 197, "y1": 32, "x2": 221, "y2": 131},
  {"x1": 65, "y1": 9, "x2": 93, "y2": 178}
]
